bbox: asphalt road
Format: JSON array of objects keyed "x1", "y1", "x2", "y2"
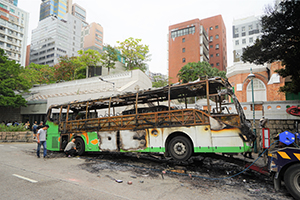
[{"x1": 0, "y1": 142, "x2": 293, "y2": 200}]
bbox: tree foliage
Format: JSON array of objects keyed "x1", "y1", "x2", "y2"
[
  {"x1": 0, "y1": 49, "x2": 30, "y2": 108},
  {"x1": 100, "y1": 44, "x2": 119, "y2": 74},
  {"x1": 177, "y1": 61, "x2": 226, "y2": 83},
  {"x1": 116, "y1": 37, "x2": 150, "y2": 72},
  {"x1": 21, "y1": 63, "x2": 55, "y2": 85},
  {"x1": 152, "y1": 75, "x2": 168, "y2": 88},
  {"x1": 54, "y1": 56, "x2": 84, "y2": 81},
  {"x1": 242, "y1": 0, "x2": 300, "y2": 93},
  {"x1": 78, "y1": 49, "x2": 102, "y2": 78}
]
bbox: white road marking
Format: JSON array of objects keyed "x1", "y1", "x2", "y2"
[
  {"x1": 12, "y1": 174, "x2": 38, "y2": 183},
  {"x1": 10, "y1": 146, "x2": 17, "y2": 149}
]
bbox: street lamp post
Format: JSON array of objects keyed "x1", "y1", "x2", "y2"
[
  {"x1": 99, "y1": 77, "x2": 115, "y2": 96},
  {"x1": 247, "y1": 68, "x2": 257, "y2": 153}
]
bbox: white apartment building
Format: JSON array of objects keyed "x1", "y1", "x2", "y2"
[
  {"x1": 227, "y1": 15, "x2": 268, "y2": 79},
  {"x1": 232, "y1": 15, "x2": 262, "y2": 62},
  {"x1": 29, "y1": 13, "x2": 81, "y2": 66},
  {"x1": 0, "y1": 0, "x2": 29, "y2": 66}
]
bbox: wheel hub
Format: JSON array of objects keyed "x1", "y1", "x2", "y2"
[{"x1": 173, "y1": 142, "x2": 186, "y2": 155}]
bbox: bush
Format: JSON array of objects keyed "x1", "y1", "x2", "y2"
[{"x1": 0, "y1": 123, "x2": 28, "y2": 132}]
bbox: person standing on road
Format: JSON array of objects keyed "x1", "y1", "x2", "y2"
[
  {"x1": 32, "y1": 121, "x2": 38, "y2": 139},
  {"x1": 37, "y1": 125, "x2": 49, "y2": 158},
  {"x1": 37, "y1": 121, "x2": 43, "y2": 130},
  {"x1": 64, "y1": 138, "x2": 77, "y2": 157}
]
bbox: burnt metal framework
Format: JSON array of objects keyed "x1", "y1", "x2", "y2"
[{"x1": 47, "y1": 77, "x2": 255, "y2": 142}]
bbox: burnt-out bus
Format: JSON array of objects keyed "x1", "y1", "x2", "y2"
[{"x1": 45, "y1": 77, "x2": 255, "y2": 161}]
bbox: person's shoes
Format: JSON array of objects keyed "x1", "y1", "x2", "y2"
[
  {"x1": 37, "y1": 155, "x2": 40, "y2": 158},
  {"x1": 68, "y1": 155, "x2": 71, "y2": 158},
  {"x1": 44, "y1": 155, "x2": 49, "y2": 158}
]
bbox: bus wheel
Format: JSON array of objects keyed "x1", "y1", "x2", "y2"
[
  {"x1": 168, "y1": 136, "x2": 192, "y2": 161},
  {"x1": 284, "y1": 163, "x2": 300, "y2": 199},
  {"x1": 75, "y1": 137, "x2": 85, "y2": 156}
]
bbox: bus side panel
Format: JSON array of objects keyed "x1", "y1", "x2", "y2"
[
  {"x1": 119, "y1": 130, "x2": 149, "y2": 152},
  {"x1": 97, "y1": 131, "x2": 118, "y2": 152},
  {"x1": 148, "y1": 128, "x2": 164, "y2": 152},
  {"x1": 46, "y1": 121, "x2": 60, "y2": 151},
  {"x1": 81, "y1": 131, "x2": 100, "y2": 152},
  {"x1": 211, "y1": 128, "x2": 246, "y2": 153}
]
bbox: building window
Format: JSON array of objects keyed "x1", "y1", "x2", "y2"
[
  {"x1": 247, "y1": 78, "x2": 266, "y2": 102},
  {"x1": 210, "y1": 54, "x2": 213, "y2": 58},
  {"x1": 182, "y1": 58, "x2": 186, "y2": 63},
  {"x1": 215, "y1": 25, "x2": 218, "y2": 29},
  {"x1": 235, "y1": 28, "x2": 239, "y2": 33},
  {"x1": 96, "y1": 29, "x2": 103, "y2": 34},
  {"x1": 249, "y1": 37, "x2": 253, "y2": 43},
  {"x1": 215, "y1": 34, "x2": 219, "y2": 39},
  {"x1": 216, "y1": 53, "x2": 219, "y2": 57},
  {"x1": 235, "y1": 40, "x2": 239, "y2": 45},
  {"x1": 215, "y1": 44, "x2": 219, "y2": 49},
  {"x1": 210, "y1": 26, "x2": 213, "y2": 30},
  {"x1": 249, "y1": 25, "x2": 253, "y2": 30},
  {"x1": 211, "y1": 63, "x2": 214, "y2": 67},
  {"x1": 209, "y1": 36, "x2": 213, "y2": 42},
  {"x1": 242, "y1": 26, "x2": 245, "y2": 32},
  {"x1": 242, "y1": 39, "x2": 246, "y2": 44},
  {"x1": 216, "y1": 62, "x2": 220, "y2": 66},
  {"x1": 182, "y1": 48, "x2": 185, "y2": 53},
  {"x1": 182, "y1": 38, "x2": 185, "y2": 43},
  {"x1": 171, "y1": 26, "x2": 195, "y2": 39},
  {"x1": 210, "y1": 45, "x2": 213, "y2": 48}
]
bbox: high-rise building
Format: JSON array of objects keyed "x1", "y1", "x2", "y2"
[
  {"x1": 232, "y1": 16, "x2": 261, "y2": 62},
  {"x1": 0, "y1": 0, "x2": 29, "y2": 66},
  {"x1": 29, "y1": 13, "x2": 81, "y2": 66},
  {"x1": 200, "y1": 15, "x2": 227, "y2": 71},
  {"x1": 3, "y1": 0, "x2": 17, "y2": 6},
  {"x1": 168, "y1": 19, "x2": 209, "y2": 83},
  {"x1": 71, "y1": 3, "x2": 88, "y2": 27},
  {"x1": 39, "y1": 0, "x2": 71, "y2": 21},
  {"x1": 81, "y1": 22, "x2": 103, "y2": 52},
  {"x1": 168, "y1": 15, "x2": 227, "y2": 83}
]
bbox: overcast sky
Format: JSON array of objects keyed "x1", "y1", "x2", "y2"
[{"x1": 19, "y1": 0, "x2": 276, "y2": 75}]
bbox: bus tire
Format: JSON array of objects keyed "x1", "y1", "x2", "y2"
[
  {"x1": 284, "y1": 163, "x2": 300, "y2": 200},
  {"x1": 168, "y1": 136, "x2": 192, "y2": 161},
  {"x1": 75, "y1": 137, "x2": 85, "y2": 156}
]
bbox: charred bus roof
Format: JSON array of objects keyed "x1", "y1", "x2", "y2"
[{"x1": 48, "y1": 77, "x2": 231, "y2": 112}]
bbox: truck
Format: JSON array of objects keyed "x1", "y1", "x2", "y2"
[{"x1": 268, "y1": 106, "x2": 300, "y2": 199}]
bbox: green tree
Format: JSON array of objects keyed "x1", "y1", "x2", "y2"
[
  {"x1": 78, "y1": 49, "x2": 102, "y2": 78},
  {"x1": 152, "y1": 75, "x2": 168, "y2": 88},
  {"x1": 242, "y1": 0, "x2": 300, "y2": 94},
  {"x1": 21, "y1": 63, "x2": 55, "y2": 85},
  {"x1": 116, "y1": 37, "x2": 150, "y2": 72},
  {"x1": 177, "y1": 61, "x2": 226, "y2": 83},
  {"x1": 0, "y1": 49, "x2": 30, "y2": 107},
  {"x1": 54, "y1": 56, "x2": 84, "y2": 81},
  {"x1": 100, "y1": 45, "x2": 119, "y2": 74}
]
